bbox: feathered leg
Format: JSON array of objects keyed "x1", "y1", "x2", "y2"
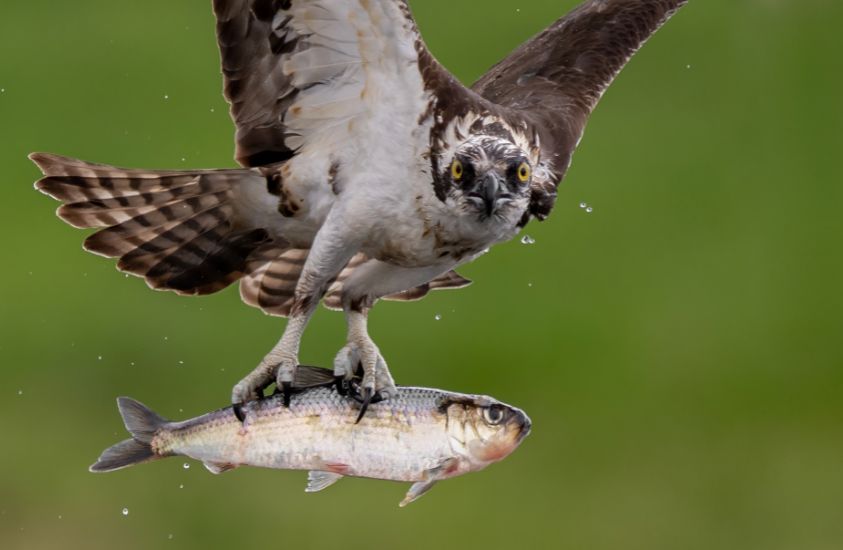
[
  {"x1": 231, "y1": 211, "x2": 359, "y2": 405},
  {"x1": 334, "y1": 261, "x2": 452, "y2": 412}
]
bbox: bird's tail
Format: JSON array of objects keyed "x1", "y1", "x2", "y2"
[
  {"x1": 31, "y1": 152, "x2": 273, "y2": 296},
  {"x1": 90, "y1": 397, "x2": 170, "y2": 473}
]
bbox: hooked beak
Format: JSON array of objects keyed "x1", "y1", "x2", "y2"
[{"x1": 480, "y1": 173, "x2": 503, "y2": 217}]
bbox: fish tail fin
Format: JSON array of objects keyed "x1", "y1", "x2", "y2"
[{"x1": 89, "y1": 397, "x2": 170, "y2": 473}]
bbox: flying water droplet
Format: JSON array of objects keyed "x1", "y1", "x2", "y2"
[
  {"x1": 182, "y1": 463, "x2": 190, "y2": 469},
  {"x1": 168, "y1": 534, "x2": 174, "y2": 540},
  {"x1": 179, "y1": 484, "x2": 184, "y2": 489},
  {"x1": 520, "y1": 235, "x2": 536, "y2": 245},
  {"x1": 586, "y1": 207, "x2": 593, "y2": 213},
  {"x1": 97, "y1": 355, "x2": 102, "y2": 361},
  {"x1": 122, "y1": 508, "x2": 129, "y2": 516},
  {"x1": 434, "y1": 314, "x2": 442, "y2": 321},
  {"x1": 164, "y1": 94, "x2": 169, "y2": 100},
  {"x1": 17, "y1": 389, "x2": 23, "y2": 396},
  {"x1": 579, "y1": 202, "x2": 588, "y2": 209},
  {"x1": 686, "y1": 64, "x2": 692, "y2": 69}
]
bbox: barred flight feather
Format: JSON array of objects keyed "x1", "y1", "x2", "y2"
[{"x1": 32, "y1": 153, "x2": 273, "y2": 296}]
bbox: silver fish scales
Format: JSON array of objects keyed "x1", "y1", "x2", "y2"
[{"x1": 91, "y1": 367, "x2": 531, "y2": 506}]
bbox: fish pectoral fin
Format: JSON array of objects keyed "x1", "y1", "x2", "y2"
[
  {"x1": 399, "y1": 458, "x2": 460, "y2": 507},
  {"x1": 305, "y1": 470, "x2": 344, "y2": 493},
  {"x1": 203, "y1": 461, "x2": 238, "y2": 475},
  {"x1": 400, "y1": 480, "x2": 438, "y2": 507}
]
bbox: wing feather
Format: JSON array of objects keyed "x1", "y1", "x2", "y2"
[
  {"x1": 472, "y1": 0, "x2": 688, "y2": 199},
  {"x1": 212, "y1": 0, "x2": 437, "y2": 169}
]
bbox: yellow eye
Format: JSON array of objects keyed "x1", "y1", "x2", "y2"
[
  {"x1": 451, "y1": 159, "x2": 464, "y2": 181},
  {"x1": 517, "y1": 162, "x2": 531, "y2": 183}
]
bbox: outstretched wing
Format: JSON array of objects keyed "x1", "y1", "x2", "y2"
[
  {"x1": 472, "y1": 0, "x2": 688, "y2": 218},
  {"x1": 213, "y1": 0, "x2": 435, "y2": 168}
]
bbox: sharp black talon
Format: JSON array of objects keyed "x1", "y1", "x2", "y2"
[
  {"x1": 334, "y1": 375, "x2": 347, "y2": 396},
  {"x1": 355, "y1": 387, "x2": 373, "y2": 424},
  {"x1": 232, "y1": 402, "x2": 246, "y2": 423},
  {"x1": 282, "y1": 381, "x2": 293, "y2": 408},
  {"x1": 256, "y1": 381, "x2": 272, "y2": 400}
]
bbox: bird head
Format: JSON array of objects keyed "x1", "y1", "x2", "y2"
[{"x1": 445, "y1": 135, "x2": 533, "y2": 222}]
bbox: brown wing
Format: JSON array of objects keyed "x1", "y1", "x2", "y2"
[
  {"x1": 472, "y1": 0, "x2": 688, "y2": 217},
  {"x1": 213, "y1": 0, "x2": 299, "y2": 167},
  {"x1": 213, "y1": 0, "x2": 441, "y2": 169}
]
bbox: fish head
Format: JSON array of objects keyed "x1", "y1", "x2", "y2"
[{"x1": 441, "y1": 395, "x2": 532, "y2": 471}]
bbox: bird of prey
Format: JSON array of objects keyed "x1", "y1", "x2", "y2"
[{"x1": 32, "y1": 0, "x2": 688, "y2": 413}]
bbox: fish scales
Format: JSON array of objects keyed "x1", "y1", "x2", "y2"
[
  {"x1": 90, "y1": 369, "x2": 531, "y2": 506},
  {"x1": 158, "y1": 387, "x2": 453, "y2": 481}
]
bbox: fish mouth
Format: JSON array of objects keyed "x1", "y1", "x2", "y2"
[{"x1": 514, "y1": 410, "x2": 532, "y2": 443}]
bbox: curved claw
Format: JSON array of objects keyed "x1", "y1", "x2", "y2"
[
  {"x1": 334, "y1": 375, "x2": 348, "y2": 396},
  {"x1": 232, "y1": 402, "x2": 246, "y2": 423},
  {"x1": 355, "y1": 387, "x2": 374, "y2": 424},
  {"x1": 281, "y1": 381, "x2": 293, "y2": 407}
]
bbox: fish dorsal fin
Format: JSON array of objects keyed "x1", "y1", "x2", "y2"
[
  {"x1": 293, "y1": 365, "x2": 336, "y2": 389},
  {"x1": 203, "y1": 461, "x2": 238, "y2": 475},
  {"x1": 305, "y1": 471, "x2": 343, "y2": 493}
]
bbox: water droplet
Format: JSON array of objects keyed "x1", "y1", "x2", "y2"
[
  {"x1": 182, "y1": 463, "x2": 190, "y2": 469},
  {"x1": 121, "y1": 508, "x2": 129, "y2": 516},
  {"x1": 520, "y1": 235, "x2": 536, "y2": 245},
  {"x1": 579, "y1": 202, "x2": 587, "y2": 209},
  {"x1": 163, "y1": 336, "x2": 168, "y2": 341},
  {"x1": 58, "y1": 515, "x2": 62, "y2": 520},
  {"x1": 586, "y1": 207, "x2": 593, "y2": 213},
  {"x1": 434, "y1": 314, "x2": 442, "y2": 321},
  {"x1": 17, "y1": 389, "x2": 23, "y2": 396},
  {"x1": 164, "y1": 94, "x2": 169, "y2": 100},
  {"x1": 180, "y1": 157, "x2": 186, "y2": 162},
  {"x1": 1, "y1": 88, "x2": 5, "y2": 93},
  {"x1": 178, "y1": 360, "x2": 184, "y2": 365},
  {"x1": 130, "y1": 362, "x2": 135, "y2": 366},
  {"x1": 210, "y1": 107, "x2": 215, "y2": 113},
  {"x1": 168, "y1": 534, "x2": 174, "y2": 540},
  {"x1": 97, "y1": 355, "x2": 102, "y2": 361},
  {"x1": 178, "y1": 408, "x2": 184, "y2": 413},
  {"x1": 179, "y1": 484, "x2": 184, "y2": 489},
  {"x1": 686, "y1": 64, "x2": 692, "y2": 69},
  {"x1": 527, "y1": 282, "x2": 533, "y2": 288}
]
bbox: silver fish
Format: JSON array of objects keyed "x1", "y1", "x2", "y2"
[{"x1": 90, "y1": 367, "x2": 531, "y2": 506}]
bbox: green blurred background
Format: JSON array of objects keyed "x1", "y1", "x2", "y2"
[{"x1": 2, "y1": 0, "x2": 842, "y2": 548}]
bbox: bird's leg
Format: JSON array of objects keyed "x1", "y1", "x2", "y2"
[
  {"x1": 231, "y1": 310, "x2": 314, "y2": 405},
  {"x1": 232, "y1": 211, "x2": 359, "y2": 406},
  {"x1": 335, "y1": 305, "x2": 396, "y2": 421},
  {"x1": 333, "y1": 261, "x2": 453, "y2": 417}
]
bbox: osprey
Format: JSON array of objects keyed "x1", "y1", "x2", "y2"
[{"x1": 32, "y1": 0, "x2": 688, "y2": 413}]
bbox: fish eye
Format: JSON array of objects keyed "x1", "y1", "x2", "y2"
[
  {"x1": 451, "y1": 159, "x2": 464, "y2": 181},
  {"x1": 484, "y1": 405, "x2": 506, "y2": 425},
  {"x1": 517, "y1": 162, "x2": 531, "y2": 183}
]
